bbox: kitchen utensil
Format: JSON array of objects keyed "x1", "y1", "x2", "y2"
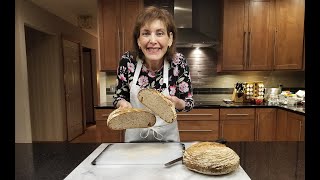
[{"x1": 164, "y1": 139, "x2": 227, "y2": 167}]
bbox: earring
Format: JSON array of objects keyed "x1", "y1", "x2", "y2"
[{"x1": 139, "y1": 46, "x2": 141, "y2": 49}]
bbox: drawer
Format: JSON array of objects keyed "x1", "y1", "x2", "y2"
[
  {"x1": 220, "y1": 108, "x2": 255, "y2": 120},
  {"x1": 95, "y1": 109, "x2": 114, "y2": 120},
  {"x1": 177, "y1": 109, "x2": 219, "y2": 121},
  {"x1": 178, "y1": 120, "x2": 219, "y2": 141}
]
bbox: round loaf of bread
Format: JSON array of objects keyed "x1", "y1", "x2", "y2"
[
  {"x1": 183, "y1": 142, "x2": 240, "y2": 175},
  {"x1": 107, "y1": 108, "x2": 156, "y2": 130},
  {"x1": 138, "y1": 88, "x2": 177, "y2": 123}
]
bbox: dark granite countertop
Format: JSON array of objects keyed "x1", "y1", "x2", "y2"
[
  {"x1": 95, "y1": 101, "x2": 305, "y2": 115},
  {"x1": 15, "y1": 142, "x2": 305, "y2": 180}
]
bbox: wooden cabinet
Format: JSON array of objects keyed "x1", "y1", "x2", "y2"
[
  {"x1": 220, "y1": 108, "x2": 255, "y2": 141},
  {"x1": 276, "y1": 109, "x2": 305, "y2": 141},
  {"x1": 273, "y1": 0, "x2": 305, "y2": 70},
  {"x1": 220, "y1": 0, "x2": 274, "y2": 71},
  {"x1": 220, "y1": 0, "x2": 305, "y2": 71},
  {"x1": 255, "y1": 108, "x2": 277, "y2": 141},
  {"x1": 94, "y1": 108, "x2": 124, "y2": 142},
  {"x1": 177, "y1": 109, "x2": 219, "y2": 142},
  {"x1": 98, "y1": 0, "x2": 143, "y2": 71}
]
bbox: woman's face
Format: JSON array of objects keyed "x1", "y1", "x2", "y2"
[{"x1": 137, "y1": 20, "x2": 173, "y2": 63}]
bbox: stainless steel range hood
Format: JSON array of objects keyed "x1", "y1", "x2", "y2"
[{"x1": 174, "y1": 0, "x2": 219, "y2": 48}]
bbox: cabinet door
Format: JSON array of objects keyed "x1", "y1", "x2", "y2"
[
  {"x1": 95, "y1": 109, "x2": 124, "y2": 142},
  {"x1": 276, "y1": 109, "x2": 305, "y2": 141},
  {"x1": 120, "y1": 0, "x2": 143, "y2": 55},
  {"x1": 177, "y1": 109, "x2": 219, "y2": 142},
  {"x1": 221, "y1": 0, "x2": 247, "y2": 70},
  {"x1": 220, "y1": 120, "x2": 255, "y2": 141},
  {"x1": 98, "y1": 0, "x2": 143, "y2": 71},
  {"x1": 287, "y1": 112, "x2": 305, "y2": 141},
  {"x1": 220, "y1": 108, "x2": 255, "y2": 141},
  {"x1": 99, "y1": 0, "x2": 121, "y2": 71},
  {"x1": 247, "y1": 0, "x2": 274, "y2": 70},
  {"x1": 255, "y1": 108, "x2": 277, "y2": 141},
  {"x1": 275, "y1": 109, "x2": 287, "y2": 141},
  {"x1": 274, "y1": 0, "x2": 305, "y2": 70}
]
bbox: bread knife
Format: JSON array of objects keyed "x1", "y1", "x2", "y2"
[{"x1": 164, "y1": 156, "x2": 183, "y2": 167}]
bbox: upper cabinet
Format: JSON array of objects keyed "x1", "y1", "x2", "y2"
[
  {"x1": 273, "y1": 0, "x2": 305, "y2": 70},
  {"x1": 220, "y1": 0, "x2": 274, "y2": 71},
  {"x1": 219, "y1": 0, "x2": 305, "y2": 71},
  {"x1": 98, "y1": 0, "x2": 143, "y2": 71}
]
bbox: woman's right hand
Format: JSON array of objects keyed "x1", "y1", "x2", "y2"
[{"x1": 116, "y1": 99, "x2": 132, "y2": 109}]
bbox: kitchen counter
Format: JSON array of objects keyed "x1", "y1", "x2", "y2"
[
  {"x1": 95, "y1": 101, "x2": 305, "y2": 115},
  {"x1": 15, "y1": 142, "x2": 305, "y2": 180}
]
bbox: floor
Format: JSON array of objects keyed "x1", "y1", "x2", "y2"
[{"x1": 70, "y1": 123, "x2": 98, "y2": 143}]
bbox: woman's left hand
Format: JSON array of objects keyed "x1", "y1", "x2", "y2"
[{"x1": 165, "y1": 95, "x2": 185, "y2": 110}]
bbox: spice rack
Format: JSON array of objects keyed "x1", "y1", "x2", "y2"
[{"x1": 243, "y1": 81, "x2": 265, "y2": 102}]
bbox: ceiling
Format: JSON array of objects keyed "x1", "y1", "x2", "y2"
[{"x1": 29, "y1": 0, "x2": 98, "y2": 37}]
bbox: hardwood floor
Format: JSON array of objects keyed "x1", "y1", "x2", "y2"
[{"x1": 70, "y1": 124, "x2": 99, "y2": 143}]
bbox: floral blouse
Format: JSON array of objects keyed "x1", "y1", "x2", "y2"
[{"x1": 113, "y1": 51, "x2": 194, "y2": 112}]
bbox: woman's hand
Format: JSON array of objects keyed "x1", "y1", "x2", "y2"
[
  {"x1": 165, "y1": 95, "x2": 185, "y2": 110},
  {"x1": 116, "y1": 99, "x2": 132, "y2": 109}
]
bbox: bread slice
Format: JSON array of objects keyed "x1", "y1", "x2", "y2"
[
  {"x1": 183, "y1": 142, "x2": 240, "y2": 175},
  {"x1": 138, "y1": 88, "x2": 177, "y2": 123},
  {"x1": 107, "y1": 108, "x2": 156, "y2": 130}
]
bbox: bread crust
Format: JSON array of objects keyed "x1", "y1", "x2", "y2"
[
  {"x1": 183, "y1": 142, "x2": 240, "y2": 175},
  {"x1": 107, "y1": 108, "x2": 156, "y2": 130},
  {"x1": 138, "y1": 89, "x2": 177, "y2": 123}
]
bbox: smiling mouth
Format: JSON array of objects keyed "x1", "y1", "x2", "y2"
[{"x1": 147, "y1": 48, "x2": 161, "y2": 53}]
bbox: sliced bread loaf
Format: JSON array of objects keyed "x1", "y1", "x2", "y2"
[
  {"x1": 107, "y1": 108, "x2": 156, "y2": 130},
  {"x1": 138, "y1": 88, "x2": 177, "y2": 123},
  {"x1": 183, "y1": 142, "x2": 240, "y2": 175}
]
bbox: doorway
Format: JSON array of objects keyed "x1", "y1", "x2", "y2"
[
  {"x1": 25, "y1": 26, "x2": 66, "y2": 142},
  {"x1": 82, "y1": 47, "x2": 95, "y2": 126}
]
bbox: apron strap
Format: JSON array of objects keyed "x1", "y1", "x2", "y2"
[{"x1": 131, "y1": 58, "x2": 143, "y2": 88}]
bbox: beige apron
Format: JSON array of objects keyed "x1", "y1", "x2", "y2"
[{"x1": 124, "y1": 58, "x2": 180, "y2": 142}]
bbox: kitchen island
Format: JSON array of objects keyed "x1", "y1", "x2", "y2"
[{"x1": 15, "y1": 142, "x2": 305, "y2": 180}]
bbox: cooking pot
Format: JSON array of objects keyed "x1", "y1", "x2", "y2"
[{"x1": 264, "y1": 88, "x2": 281, "y2": 100}]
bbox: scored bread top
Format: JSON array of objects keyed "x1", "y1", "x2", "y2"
[
  {"x1": 138, "y1": 88, "x2": 177, "y2": 123},
  {"x1": 183, "y1": 142, "x2": 240, "y2": 175}
]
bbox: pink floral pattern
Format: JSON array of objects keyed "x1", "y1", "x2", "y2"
[{"x1": 114, "y1": 51, "x2": 194, "y2": 112}]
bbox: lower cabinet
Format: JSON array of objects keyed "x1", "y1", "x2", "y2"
[
  {"x1": 220, "y1": 108, "x2": 255, "y2": 141},
  {"x1": 255, "y1": 108, "x2": 277, "y2": 141},
  {"x1": 177, "y1": 109, "x2": 219, "y2": 142},
  {"x1": 94, "y1": 108, "x2": 124, "y2": 142},
  {"x1": 276, "y1": 109, "x2": 305, "y2": 141}
]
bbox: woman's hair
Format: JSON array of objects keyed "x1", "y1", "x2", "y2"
[{"x1": 132, "y1": 6, "x2": 177, "y2": 62}]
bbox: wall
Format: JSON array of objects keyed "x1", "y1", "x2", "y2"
[
  {"x1": 104, "y1": 47, "x2": 305, "y2": 103},
  {"x1": 15, "y1": 0, "x2": 98, "y2": 143}
]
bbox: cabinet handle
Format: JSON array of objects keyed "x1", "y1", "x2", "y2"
[
  {"x1": 248, "y1": 28, "x2": 251, "y2": 68},
  {"x1": 221, "y1": 124, "x2": 224, "y2": 137},
  {"x1": 179, "y1": 130, "x2": 213, "y2": 132},
  {"x1": 122, "y1": 28, "x2": 125, "y2": 54},
  {"x1": 102, "y1": 114, "x2": 109, "y2": 117},
  {"x1": 273, "y1": 28, "x2": 277, "y2": 67},
  {"x1": 178, "y1": 114, "x2": 213, "y2": 116},
  {"x1": 299, "y1": 120, "x2": 302, "y2": 141},
  {"x1": 243, "y1": 31, "x2": 247, "y2": 68},
  {"x1": 117, "y1": 28, "x2": 121, "y2": 57},
  {"x1": 226, "y1": 114, "x2": 249, "y2": 116},
  {"x1": 256, "y1": 114, "x2": 260, "y2": 139}
]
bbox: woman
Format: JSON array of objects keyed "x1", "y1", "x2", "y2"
[{"x1": 113, "y1": 6, "x2": 194, "y2": 142}]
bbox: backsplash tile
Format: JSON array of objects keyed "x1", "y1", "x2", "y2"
[{"x1": 102, "y1": 48, "x2": 305, "y2": 103}]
